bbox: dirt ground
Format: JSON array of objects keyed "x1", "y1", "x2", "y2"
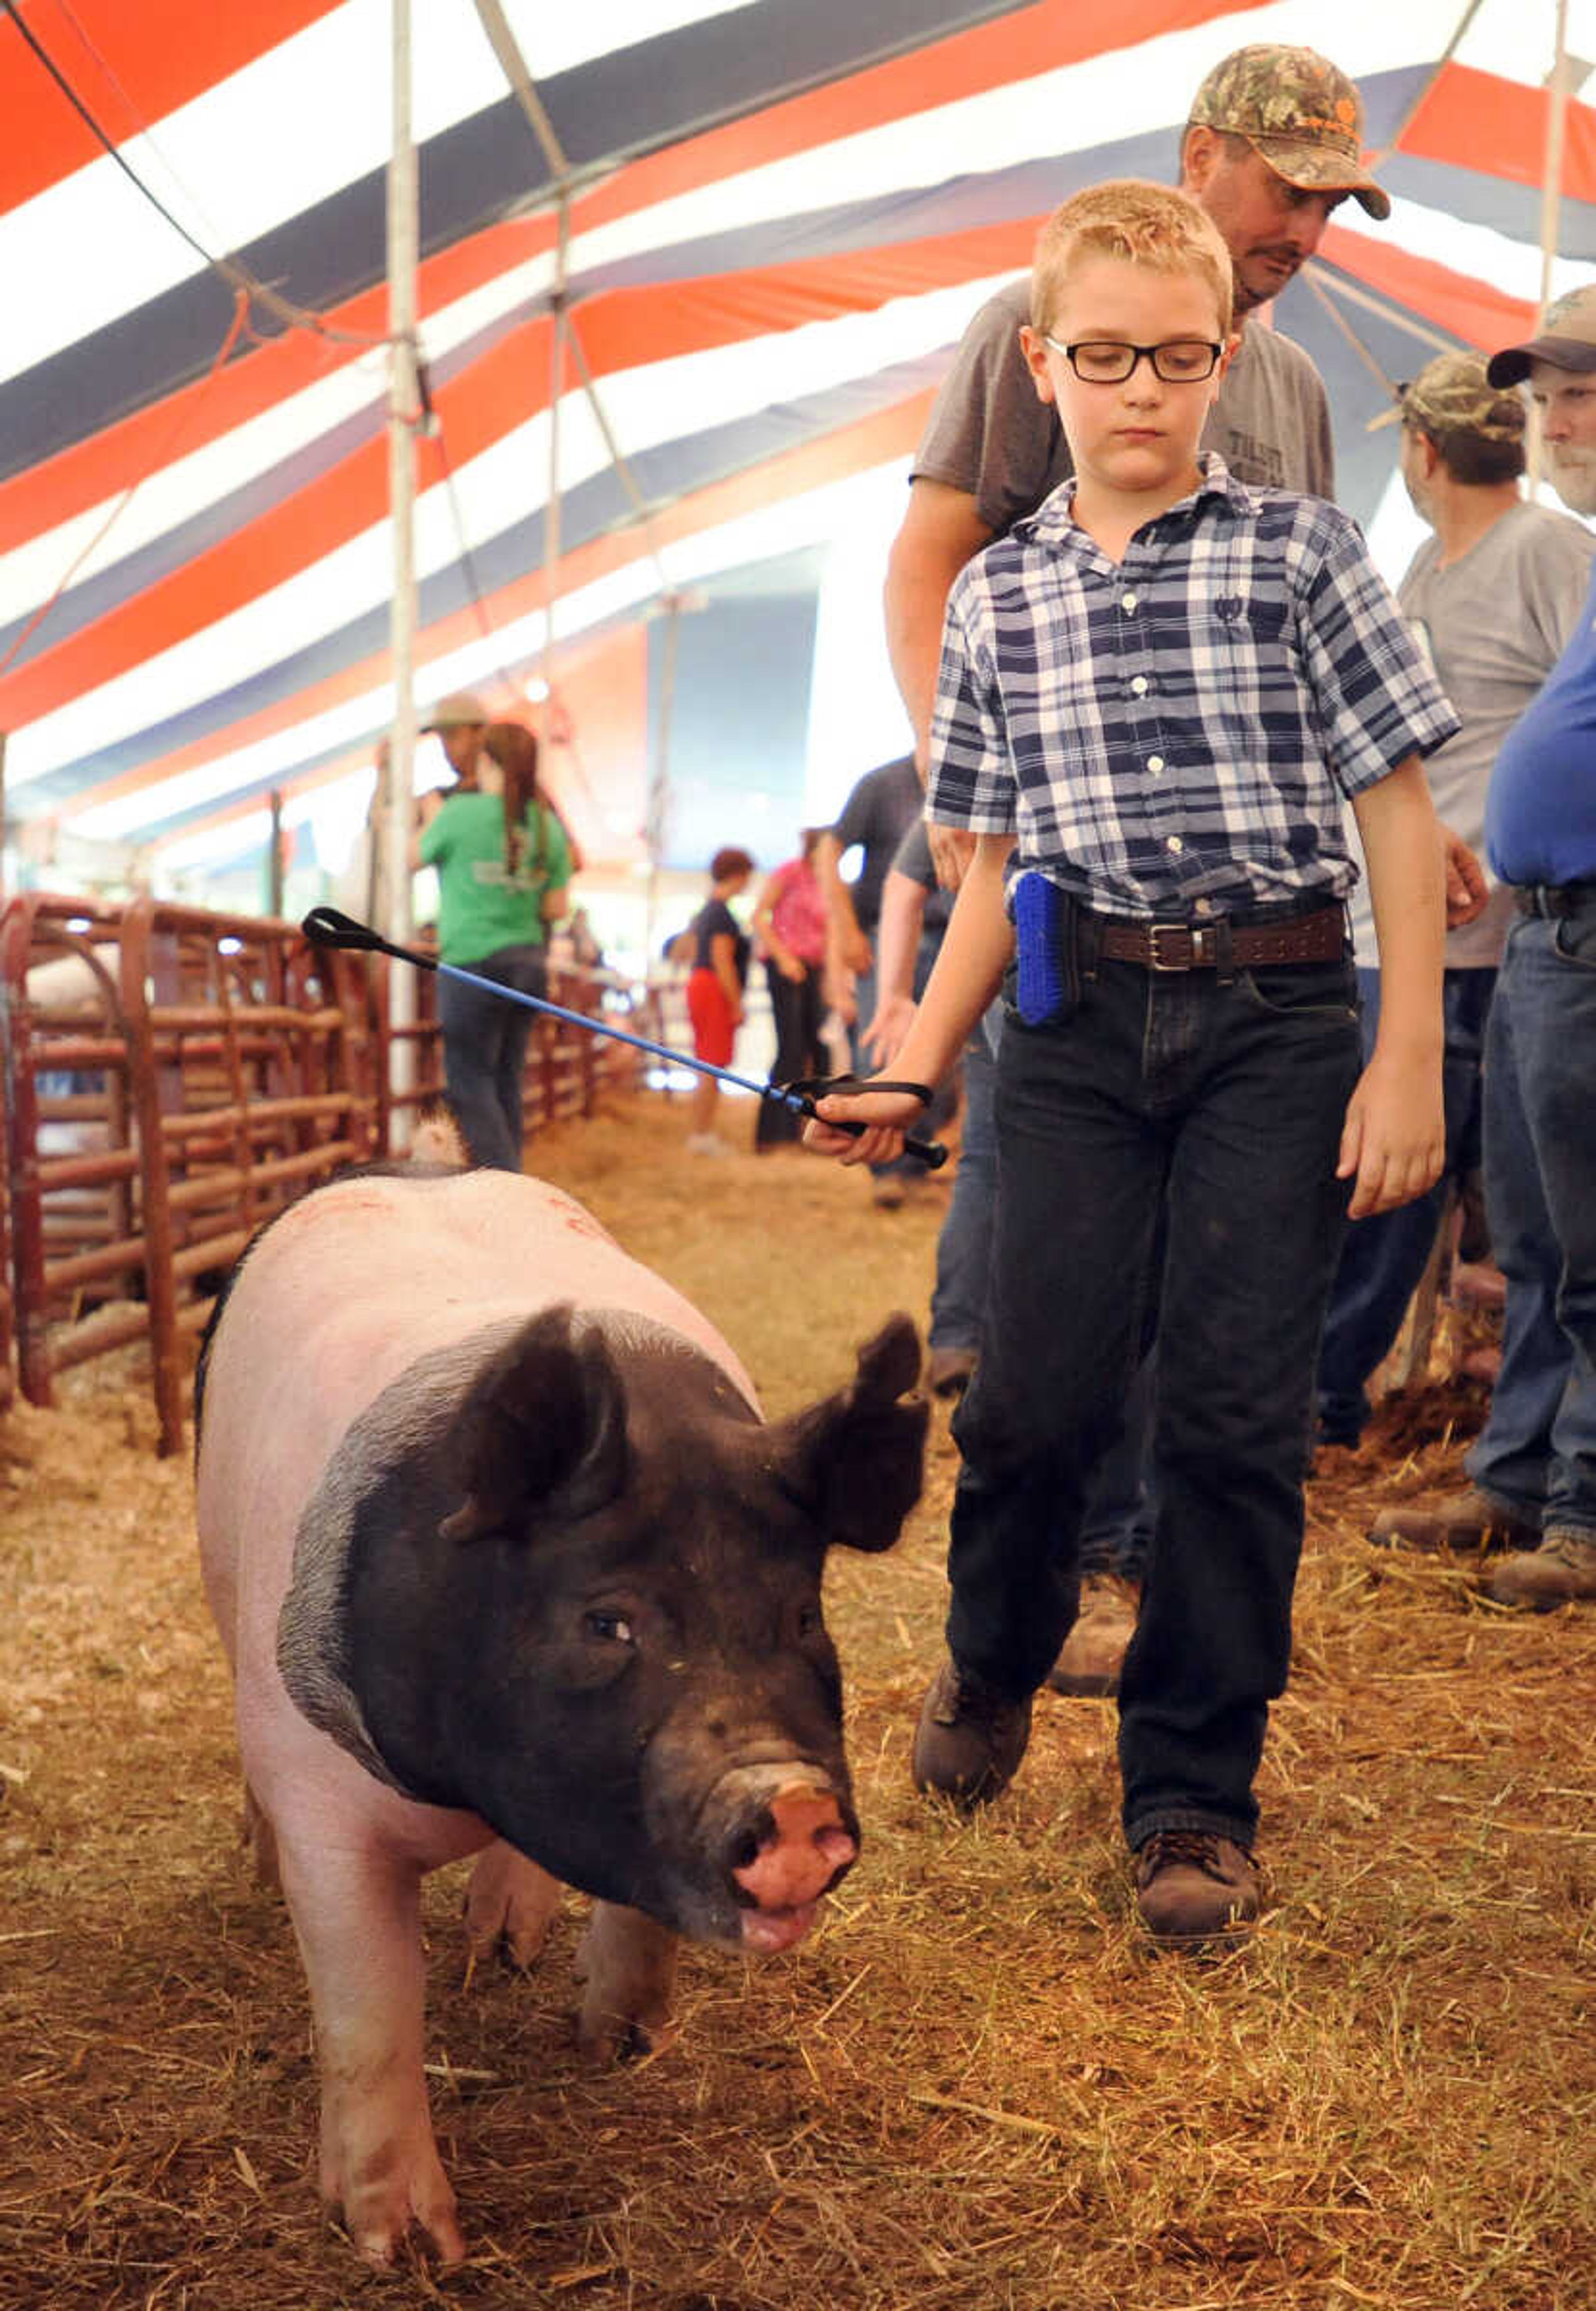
[{"x1": 1, "y1": 1089, "x2": 1591, "y2": 2311}]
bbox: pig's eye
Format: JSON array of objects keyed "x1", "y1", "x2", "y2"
[
  {"x1": 795, "y1": 1603, "x2": 822, "y2": 1639},
  {"x1": 584, "y1": 1609, "x2": 635, "y2": 1647}
]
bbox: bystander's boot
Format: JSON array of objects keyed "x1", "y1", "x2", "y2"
[
  {"x1": 1046, "y1": 1577, "x2": 1138, "y2": 1696},
  {"x1": 1486, "y1": 1531, "x2": 1596, "y2": 1609},
  {"x1": 1367, "y1": 1487, "x2": 1539, "y2": 1555}
]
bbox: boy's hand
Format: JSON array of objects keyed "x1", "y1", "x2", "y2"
[
  {"x1": 803, "y1": 1083, "x2": 929, "y2": 1166},
  {"x1": 1337, "y1": 1054, "x2": 1444, "y2": 1219}
]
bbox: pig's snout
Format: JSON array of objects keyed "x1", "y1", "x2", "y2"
[{"x1": 727, "y1": 1781, "x2": 856, "y2": 1953}]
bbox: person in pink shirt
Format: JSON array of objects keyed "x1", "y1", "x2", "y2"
[{"x1": 751, "y1": 830, "x2": 831, "y2": 1150}]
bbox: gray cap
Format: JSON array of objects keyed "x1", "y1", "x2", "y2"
[{"x1": 1487, "y1": 288, "x2": 1596, "y2": 387}]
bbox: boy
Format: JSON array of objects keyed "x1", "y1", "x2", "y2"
[{"x1": 809, "y1": 182, "x2": 1457, "y2": 1941}]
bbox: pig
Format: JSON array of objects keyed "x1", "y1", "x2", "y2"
[{"x1": 195, "y1": 1159, "x2": 925, "y2": 2265}]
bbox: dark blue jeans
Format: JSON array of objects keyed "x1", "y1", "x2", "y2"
[
  {"x1": 436, "y1": 942, "x2": 545, "y2": 1171},
  {"x1": 1467, "y1": 903, "x2": 1596, "y2": 1537},
  {"x1": 930, "y1": 1002, "x2": 1155, "y2": 1580},
  {"x1": 947, "y1": 947, "x2": 1359, "y2": 1852},
  {"x1": 1316, "y1": 965, "x2": 1495, "y2": 1445}
]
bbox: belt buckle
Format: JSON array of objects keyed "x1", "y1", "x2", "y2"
[{"x1": 1148, "y1": 922, "x2": 1192, "y2": 972}]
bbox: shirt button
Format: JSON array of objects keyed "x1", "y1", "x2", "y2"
[
  {"x1": 1121, "y1": 592, "x2": 1138, "y2": 612},
  {"x1": 1147, "y1": 755, "x2": 1165, "y2": 775},
  {"x1": 1130, "y1": 675, "x2": 1149, "y2": 696},
  {"x1": 1167, "y1": 836, "x2": 1184, "y2": 854}
]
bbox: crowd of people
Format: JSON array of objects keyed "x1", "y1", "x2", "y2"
[{"x1": 401, "y1": 37, "x2": 1595, "y2": 1946}]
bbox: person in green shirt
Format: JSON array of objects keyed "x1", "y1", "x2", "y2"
[{"x1": 415, "y1": 719, "x2": 573, "y2": 1169}]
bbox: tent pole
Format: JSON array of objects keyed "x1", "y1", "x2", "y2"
[
  {"x1": 542, "y1": 197, "x2": 568, "y2": 782},
  {"x1": 1539, "y1": 0, "x2": 1571, "y2": 322},
  {"x1": 384, "y1": 0, "x2": 419, "y2": 1145},
  {"x1": 1530, "y1": 0, "x2": 1572, "y2": 491}
]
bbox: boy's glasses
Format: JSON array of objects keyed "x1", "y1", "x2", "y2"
[{"x1": 1043, "y1": 337, "x2": 1223, "y2": 384}]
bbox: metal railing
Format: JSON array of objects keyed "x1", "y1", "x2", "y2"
[{"x1": 0, "y1": 895, "x2": 654, "y2": 1452}]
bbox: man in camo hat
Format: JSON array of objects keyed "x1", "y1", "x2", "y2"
[
  {"x1": 1320, "y1": 351, "x2": 1596, "y2": 1470},
  {"x1": 879, "y1": 39, "x2": 1394, "y2": 1698}
]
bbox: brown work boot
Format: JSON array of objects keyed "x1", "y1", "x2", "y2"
[
  {"x1": 911, "y1": 1656, "x2": 1032, "y2": 1811},
  {"x1": 1367, "y1": 1487, "x2": 1539, "y2": 1556},
  {"x1": 1134, "y1": 1832, "x2": 1261, "y2": 1944},
  {"x1": 1485, "y1": 1530, "x2": 1596, "y2": 1610},
  {"x1": 1045, "y1": 1576, "x2": 1138, "y2": 1697}
]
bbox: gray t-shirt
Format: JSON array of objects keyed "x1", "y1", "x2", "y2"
[
  {"x1": 911, "y1": 278, "x2": 1335, "y2": 530},
  {"x1": 1346, "y1": 499, "x2": 1596, "y2": 968}
]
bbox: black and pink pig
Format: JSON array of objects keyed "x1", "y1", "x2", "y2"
[{"x1": 195, "y1": 1160, "x2": 925, "y2": 2264}]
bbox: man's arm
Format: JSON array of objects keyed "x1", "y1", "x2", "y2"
[
  {"x1": 884, "y1": 481, "x2": 995, "y2": 773},
  {"x1": 812, "y1": 831, "x2": 872, "y2": 979},
  {"x1": 1345, "y1": 760, "x2": 1447, "y2": 1219},
  {"x1": 864, "y1": 866, "x2": 930, "y2": 1065}
]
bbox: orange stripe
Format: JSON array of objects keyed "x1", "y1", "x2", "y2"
[
  {"x1": 1399, "y1": 60, "x2": 1596, "y2": 208},
  {"x1": 103, "y1": 389, "x2": 933, "y2": 837},
  {"x1": 2, "y1": 0, "x2": 343, "y2": 216},
  {"x1": 1318, "y1": 223, "x2": 1535, "y2": 350},
  {"x1": 0, "y1": 233, "x2": 1019, "y2": 731}
]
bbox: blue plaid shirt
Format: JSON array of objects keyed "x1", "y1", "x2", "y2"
[{"x1": 927, "y1": 456, "x2": 1460, "y2": 919}]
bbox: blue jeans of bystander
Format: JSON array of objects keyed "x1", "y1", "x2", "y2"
[
  {"x1": 436, "y1": 942, "x2": 546, "y2": 1172},
  {"x1": 1315, "y1": 965, "x2": 1495, "y2": 1446},
  {"x1": 1466, "y1": 904, "x2": 1596, "y2": 1536}
]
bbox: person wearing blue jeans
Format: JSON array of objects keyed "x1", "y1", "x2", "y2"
[
  {"x1": 1317, "y1": 965, "x2": 1493, "y2": 1445},
  {"x1": 1467, "y1": 904, "x2": 1596, "y2": 1545}
]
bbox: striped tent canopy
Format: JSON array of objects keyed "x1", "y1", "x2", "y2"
[{"x1": 2, "y1": 0, "x2": 1593, "y2": 883}]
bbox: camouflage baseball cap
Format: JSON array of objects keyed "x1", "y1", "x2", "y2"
[
  {"x1": 1190, "y1": 45, "x2": 1391, "y2": 220},
  {"x1": 1372, "y1": 350, "x2": 1527, "y2": 441},
  {"x1": 1486, "y1": 286, "x2": 1596, "y2": 386}
]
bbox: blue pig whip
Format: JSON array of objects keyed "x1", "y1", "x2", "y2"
[{"x1": 301, "y1": 908, "x2": 948, "y2": 1169}]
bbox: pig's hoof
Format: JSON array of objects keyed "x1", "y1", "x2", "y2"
[
  {"x1": 575, "y1": 1998, "x2": 677, "y2": 2067},
  {"x1": 463, "y1": 1840, "x2": 562, "y2": 1972},
  {"x1": 327, "y1": 2172, "x2": 466, "y2": 2269},
  {"x1": 574, "y1": 1902, "x2": 680, "y2": 2064}
]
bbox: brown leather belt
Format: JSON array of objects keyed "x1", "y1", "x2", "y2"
[
  {"x1": 1512, "y1": 880, "x2": 1596, "y2": 919},
  {"x1": 1094, "y1": 905, "x2": 1345, "y2": 973}
]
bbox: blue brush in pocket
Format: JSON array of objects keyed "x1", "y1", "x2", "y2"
[{"x1": 1012, "y1": 871, "x2": 1074, "y2": 1026}]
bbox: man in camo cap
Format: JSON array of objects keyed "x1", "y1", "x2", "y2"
[
  {"x1": 879, "y1": 39, "x2": 1394, "y2": 1698},
  {"x1": 1322, "y1": 350, "x2": 1595, "y2": 1472}
]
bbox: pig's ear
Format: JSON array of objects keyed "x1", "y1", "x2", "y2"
[
  {"x1": 441, "y1": 1307, "x2": 628, "y2": 1542},
  {"x1": 774, "y1": 1313, "x2": 927, "y2": 1554}
]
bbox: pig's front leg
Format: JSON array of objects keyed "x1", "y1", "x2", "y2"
[
  {"x1": 574, "y1": 1902, "x2": 679, "y2": 2063},
  {"x1": 464, "y1": 1838, "x2": 562, "y2": 1971},
  {"x1": 276, "y1": 1837, "x2": 464, "y2": 2267}
]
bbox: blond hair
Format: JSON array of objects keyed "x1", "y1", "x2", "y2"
[{"x1": 1030, "y1": 180, "x2": 1233, "y2": 340}]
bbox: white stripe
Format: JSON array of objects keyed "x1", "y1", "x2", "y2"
[
  {"x1": 0, "y1": 0, "x2": 759, "y2": 387},
  {"x1": 110, "y1": 451, "x2": 916, "y2": 853}
]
